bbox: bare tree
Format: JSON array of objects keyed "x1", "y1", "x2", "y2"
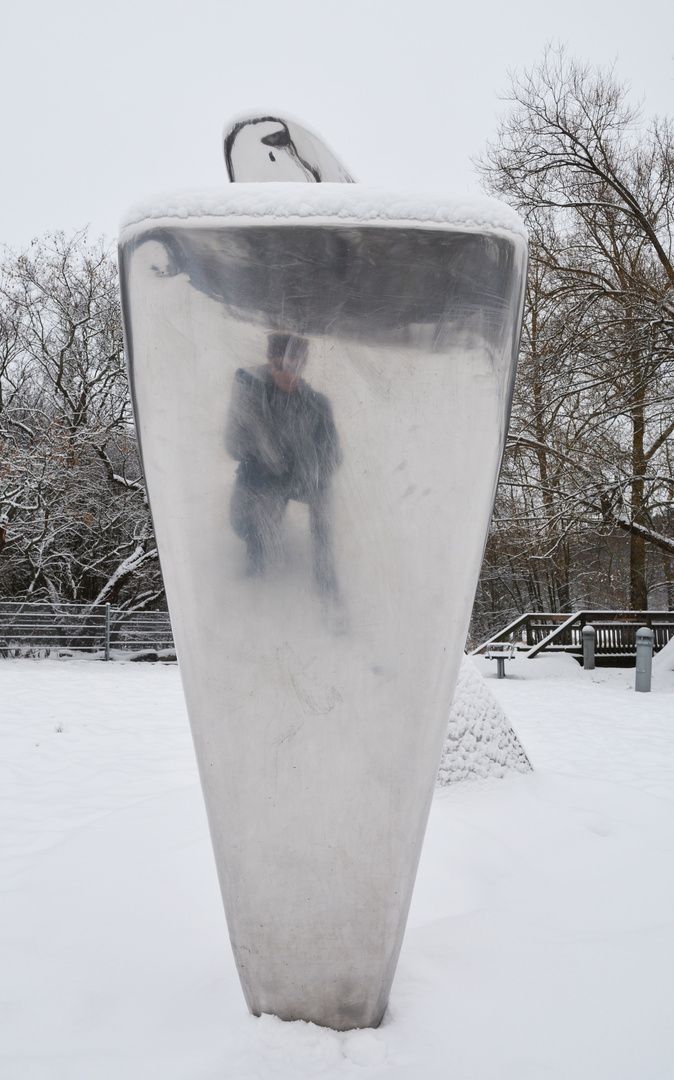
[
  {"x1": 0, "y1": 231, "x2": 163, "y2": 609},
  {"x1": 476, "y1": 47, "x2": 674, "y2": 613}
]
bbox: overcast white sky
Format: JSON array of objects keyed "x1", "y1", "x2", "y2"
[{"x1": 2, "y1": 0, "x2": 673, "y2": 250}]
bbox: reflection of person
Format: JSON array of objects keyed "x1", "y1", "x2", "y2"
[{"x1": 225, "y1": 334, "x2": 342, "y2": 594}]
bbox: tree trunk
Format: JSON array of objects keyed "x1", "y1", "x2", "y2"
[{"x1": 630, "y1": 362, "x2": 648, "y2": 610}]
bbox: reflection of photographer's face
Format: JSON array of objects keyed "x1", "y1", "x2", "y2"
[{"x1": 269, "y1": 353, "x2": 306, "y2": 393}]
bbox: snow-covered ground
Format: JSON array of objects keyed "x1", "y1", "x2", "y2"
[{"x1": 1, "y1": 651, "x2": 673, "y2": 1079}]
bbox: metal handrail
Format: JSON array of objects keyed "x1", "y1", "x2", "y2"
[{"x1": 0, "y1": 600, "x2": 174, "y2": 658}]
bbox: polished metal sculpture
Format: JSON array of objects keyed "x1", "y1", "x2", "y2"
[{"x1": 119, "y1": 121, "x2": 527, "y2": 1030}]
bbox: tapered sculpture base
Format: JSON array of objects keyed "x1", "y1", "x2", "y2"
[{"x1": 119, "y1": 185, "x2": 527, "y2": 1029}]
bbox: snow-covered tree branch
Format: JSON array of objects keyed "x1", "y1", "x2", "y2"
[{"x1": 0, "y1": 231, "x2": 163, "y2": 610}]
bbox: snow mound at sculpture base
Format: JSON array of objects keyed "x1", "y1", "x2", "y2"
[
  {"x1": 438, "y1": 656, "x2": 532, "y2": 784},
  {"x1": 653, "y1": 634, "x2": 674, "y2": 672}
]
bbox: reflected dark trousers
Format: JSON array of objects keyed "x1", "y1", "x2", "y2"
[{"x1": 230, "y1": 471, "x2": 337, "y2": 595}]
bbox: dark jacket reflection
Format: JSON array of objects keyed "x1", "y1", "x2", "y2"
[{"x1": 225, "y1": 335, "x2": 341, "y2": 594}]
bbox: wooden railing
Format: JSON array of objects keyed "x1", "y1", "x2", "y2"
[
  {"x1": 526, "y1": 611, "x2": 674, "y2": 659},
  {"x1": 472, "y1": 612, "x2": 571, "y2": 655},
  {"x1": 472, "y1": 610, "x2": 674, "y2": 661}
]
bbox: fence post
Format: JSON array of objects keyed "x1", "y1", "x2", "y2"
[
  {"x1": 635, "y1": 626, "x2": 653, "y2": 693},
  {"x1": 104, "y1": 603, "x2": 111, "y2": 661},
  {"x1": 582, "y1": 624, "x2": 595, "y2": 670}
]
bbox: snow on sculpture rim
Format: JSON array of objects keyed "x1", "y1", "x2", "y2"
[{"x1": 119, "y1": 183, "x2": 527, "y2": 241}]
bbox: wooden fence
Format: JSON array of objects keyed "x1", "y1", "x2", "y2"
[{"x1": 472, "y1": 610, "x2": 674, "y2": 663}]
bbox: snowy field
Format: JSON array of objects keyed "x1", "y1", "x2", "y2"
[{"x1": 1, "y1": 650, "x2": 674, "y2": 1079}]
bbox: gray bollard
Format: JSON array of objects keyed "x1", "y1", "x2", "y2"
[
  {"x1": 635, "y1": 626, "x2": 654, "y2": 693},
  {"x1": 582, "y1": 624, "x2": 595, "y2": 670}
]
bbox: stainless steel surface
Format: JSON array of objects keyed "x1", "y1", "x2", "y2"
[
  {"x1": 224, "y1": 113, "x2": 355, "y2": 183},
  {"x1": 119, "y1": 191, "x2": 527, "y2": 1029}
]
